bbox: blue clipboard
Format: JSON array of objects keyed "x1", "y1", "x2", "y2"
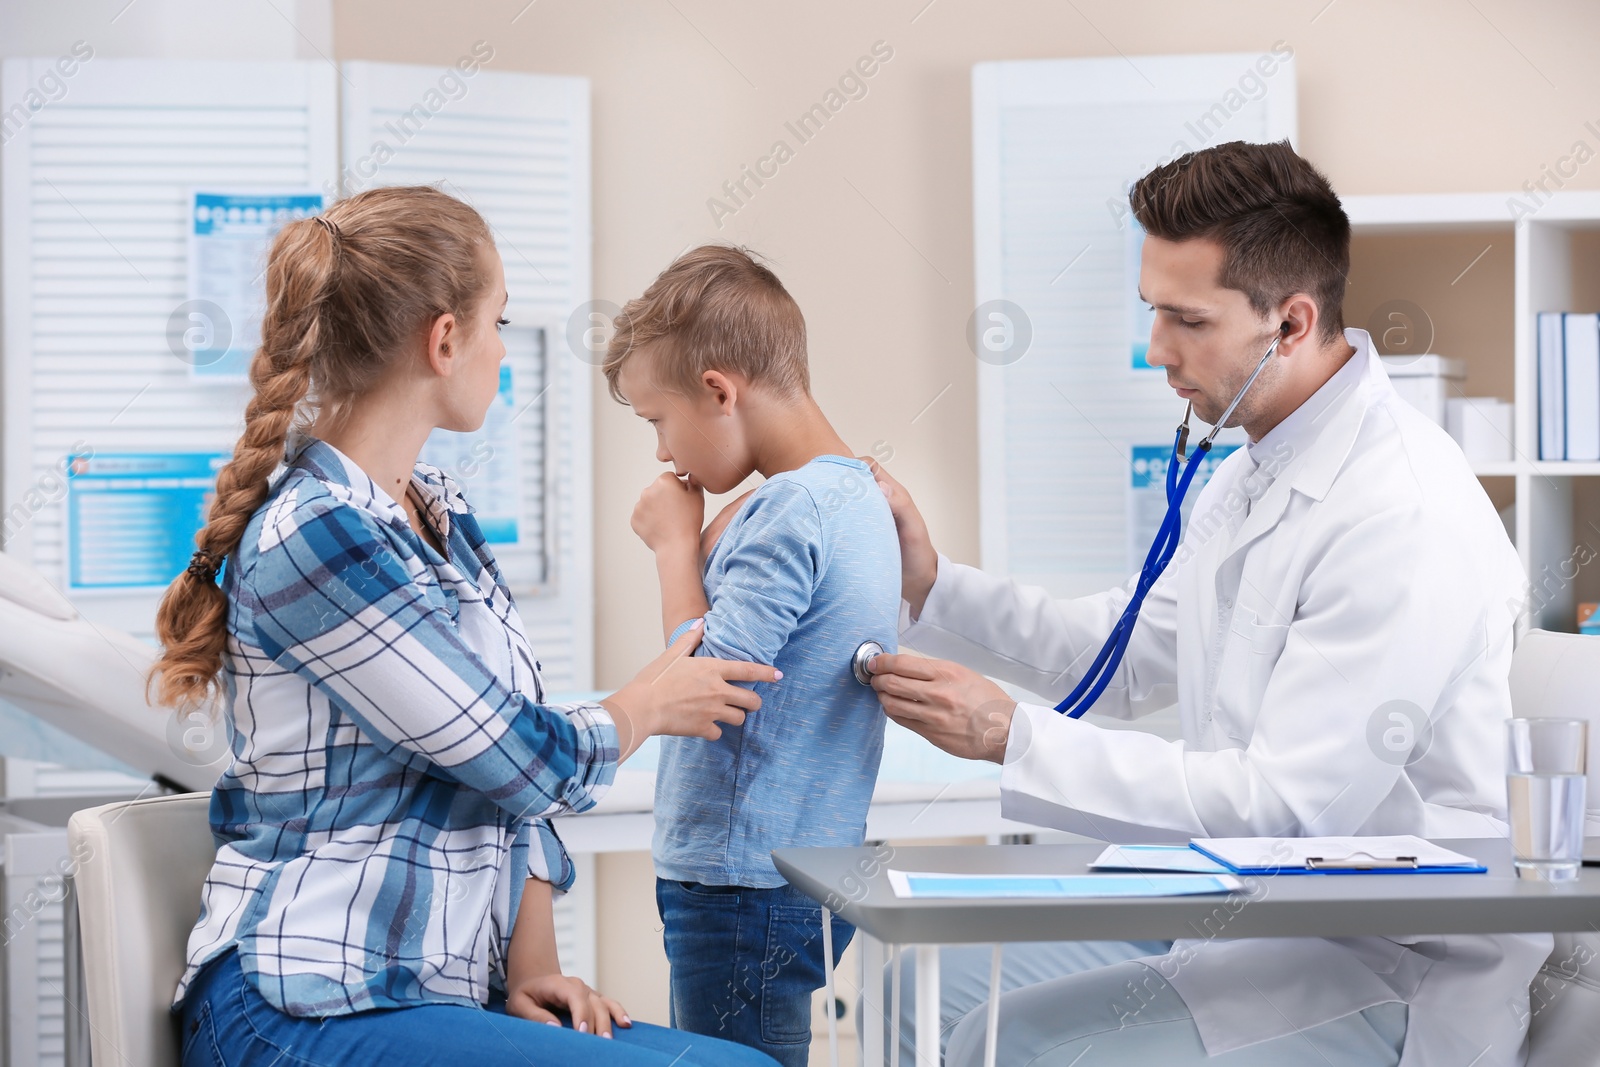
[{"x1": 1189, "y1": 839, "x2": 1489, "y2": 876}]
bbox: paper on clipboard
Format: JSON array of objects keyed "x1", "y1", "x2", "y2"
[
  {"x1": 1190, "y1": 835, "x2": 1486, "y2": 874},
  {"x1": 886, "y1": 869, "x2": 1243, "y2": 899}
]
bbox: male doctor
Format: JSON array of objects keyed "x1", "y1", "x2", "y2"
[{"x1": 867, "y1": 140, "x2": 1549, "y2": 1066}]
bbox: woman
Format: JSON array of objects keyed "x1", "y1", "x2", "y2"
[{"x1": 151, "y1": 186, "x2": 778, "y2": 1067}]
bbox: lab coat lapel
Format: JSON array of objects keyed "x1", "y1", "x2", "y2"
[
  {"x1": 1216, "y1": 462, "x2": 1294, "y2": 567},
  {"x1": 1218, "y1": 352, "x2": 1372, "y2": 570}
]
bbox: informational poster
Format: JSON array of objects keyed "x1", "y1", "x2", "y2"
[
  {"x1": 186, "y1": 190, "x2": 325, "y2": 379},
  {"x1": 1127, "y1": 213, "x2": 1157, "y2": 370},
  {"x1": 65, "y1": 452, "x2": 227, "y2": 591},
  {"x1": 421, "y1": 364, "x2": 522, "y2": 544},
  {"x1": 1127, "y1": 442, "x2": 1239, "y2": 570}
]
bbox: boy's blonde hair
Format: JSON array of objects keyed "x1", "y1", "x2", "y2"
[{"x1": 603, "y1": 245, "x2": 808, "y2": 402}]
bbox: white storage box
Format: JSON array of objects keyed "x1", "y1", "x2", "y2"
[
  {"x1": 1380, "y1": 354, "x2": 1466, "y2": 427},
  {"x1": 1447, "y1": 397, "x2": 1514, "y2": 464}
]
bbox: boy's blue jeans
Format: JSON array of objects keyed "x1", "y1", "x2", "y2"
[
  {"x1": 179, "y1": 948, "x2": 777, "y2": 1067},
  {"x1": 656, "y1": 878, "x2": 854, "y2": 1067}
]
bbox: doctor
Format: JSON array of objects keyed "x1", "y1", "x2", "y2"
[{"x1": 866, "y1": 140, "x2": 1549, "y2": 1066}]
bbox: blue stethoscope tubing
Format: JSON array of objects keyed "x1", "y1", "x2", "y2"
[{"x1": 1054, "y1": 331, "x2": 1284, "y2": 719}]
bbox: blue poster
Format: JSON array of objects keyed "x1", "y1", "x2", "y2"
[
  {"x1": 1127, "y1": 443, "x2": 1239, "y2": 570},
  {"x1": 66, "y1": 452, "x2": 227, "y2": 590},
  {"x1": 186, "y1": 190, "x2": 325, "y2": 379}
]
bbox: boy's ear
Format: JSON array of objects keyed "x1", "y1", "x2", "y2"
[{"x1": 701, "y1": 369, "x2": 739, "y2": 413}]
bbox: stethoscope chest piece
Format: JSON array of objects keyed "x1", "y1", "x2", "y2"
[{"x1": 851, "y1": 640, "x2": 885, "y2": 686}]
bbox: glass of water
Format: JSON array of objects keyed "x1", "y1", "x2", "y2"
[{"x1": 1506, "y1": 717, "x2": 1588, "y2": 881}]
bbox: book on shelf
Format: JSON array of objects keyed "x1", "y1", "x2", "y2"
[
  {"x1": 1538, "y1": 311, "x2": 1600, "y2": 461},
  {"x1": 1565, "y1": 313, "x2": 1600, "y2": 461},
  {"x1": 1539, "y1": 311, "x2": 1565, "y2": 460}
]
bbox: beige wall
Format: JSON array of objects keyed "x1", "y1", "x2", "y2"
[{"x1": 331, "y1": 0, "x2": 1600, "y2": 691}]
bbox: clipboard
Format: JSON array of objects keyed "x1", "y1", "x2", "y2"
[{"x1": 1189, "y1": 835, "x2": 1489, "y2": 875}]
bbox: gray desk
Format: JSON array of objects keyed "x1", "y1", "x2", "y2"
[{"x1": 773, "y1": 839, "x2": 1600, "y2": 1067}]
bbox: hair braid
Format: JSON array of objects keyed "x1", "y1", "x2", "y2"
[{"x1": 149, "y1": 222, "x2": 335, "y2": 712}]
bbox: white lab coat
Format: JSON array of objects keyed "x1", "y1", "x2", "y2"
[{"x1": 901, "y1": 330, "x2": 1550, "y2": 1067}]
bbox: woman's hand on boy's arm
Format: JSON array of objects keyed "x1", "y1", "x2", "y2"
[{"x1": 603, "y1": 622, "x2": 775, "y2": 758}]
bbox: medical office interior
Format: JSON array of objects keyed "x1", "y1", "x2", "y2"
[{"x1": 3, "y1": 0, "x2": 1600, "y2": 1065}]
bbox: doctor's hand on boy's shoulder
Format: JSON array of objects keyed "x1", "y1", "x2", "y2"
[
  {"x1": 870, "y1": 652, "x2": 1016, "y2": 764},
  {"x1": 631, "y1": 472, "x2": 704, "y2": 554},
  {"x1": 862, "y1": 457, "x2": 938, "y2": 620}
]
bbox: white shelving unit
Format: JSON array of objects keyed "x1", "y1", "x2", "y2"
[{"x1": 1345, "y1": 191, "x2": 1600, "y2": 632}]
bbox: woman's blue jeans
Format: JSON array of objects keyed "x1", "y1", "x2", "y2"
[{"x1": 179, "y1": 949, "x2": 779, "y2": 1067}]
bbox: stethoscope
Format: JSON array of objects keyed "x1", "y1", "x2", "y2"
[
  {"x1": 851, "y1": 324, "x2": 1287, "y2": 716},
  {"x1": 1052, "y1": 325, "x2": 1286, "y2": 718}
]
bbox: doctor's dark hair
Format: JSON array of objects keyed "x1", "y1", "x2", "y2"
[
  {"x1": 1130, "y1": 139, "x2": 1349, "y2": 342},
  {"x1": 602, "y1": 244, "x2": 808, "y2": 403},
  {"x1": 149, "y1": 186, "x2": 496, "y2": 713}
]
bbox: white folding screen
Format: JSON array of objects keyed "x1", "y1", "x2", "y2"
[
  {"x1": 972, "y1": 51, "x2": 1296, "y2": 597},
  {"x1": 1, "y1": 59, "x2": 337, "y2": 635},
  {"x1": 1, "y1": 58, "x2": 594, "y2": 695},
  {"x1": 340, "y1": 60, "x2": 594, "y2": 694},
  {"x1": 0, "y1": 51, "x2": 599, "y2": 1031}
]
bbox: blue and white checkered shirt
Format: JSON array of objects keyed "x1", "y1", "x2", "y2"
[{"x1": 174, "y1": 437, "x2": 617, "y2": 1017}]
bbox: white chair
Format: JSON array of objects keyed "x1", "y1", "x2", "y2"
[
  {"x1": 68, "y1": 792, "x2": 215, "y2": 1067},
  {"x1": 1509, "y1": 630, "x2": 1600, "y2": 1066}
]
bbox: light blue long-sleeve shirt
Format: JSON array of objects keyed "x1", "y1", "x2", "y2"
[{"x1": 654, "y1": 455, "x2": 901, "y2": 887}]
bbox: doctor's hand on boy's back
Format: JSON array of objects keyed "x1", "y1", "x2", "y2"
[{"x1": 862, "y1": 454, "x2": 1016, "y2": 762}]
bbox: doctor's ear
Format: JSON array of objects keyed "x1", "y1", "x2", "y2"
[{"x1": 1274, "y1": 296, "x2": 1320, "y2": 352}]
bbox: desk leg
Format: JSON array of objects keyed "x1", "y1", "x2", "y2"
[
  {"x1": 914, "y1": 945, "x2": 939, "y2": 1066},
  {"x1": 864, "y1": 927, "x2": 889, "y2": 1067},
  {"x1": 859, "y1": 932, "x2": 886, "y2": 1067},
  {"x1": 889, "y1": 944, "x2": 903, "y2": 1067},
  {"x1": 983, "y1": 945, "x2": 1002, "y2": 1067},
  {"x1": 822, "y1": 906, "x2": 839, "y2": 1067}
]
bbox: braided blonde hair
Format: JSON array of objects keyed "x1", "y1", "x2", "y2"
[{"x1": 150, "y1": 185, "x2": 494, "y2": 712}]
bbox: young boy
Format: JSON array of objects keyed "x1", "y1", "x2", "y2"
[{"x1": 604, "y1": 245, "x2": 900, "y2": 1066}]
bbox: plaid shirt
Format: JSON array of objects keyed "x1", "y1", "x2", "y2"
[{"x1": 174, "y1": 437, "x2": 617, "y2": 1017}]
